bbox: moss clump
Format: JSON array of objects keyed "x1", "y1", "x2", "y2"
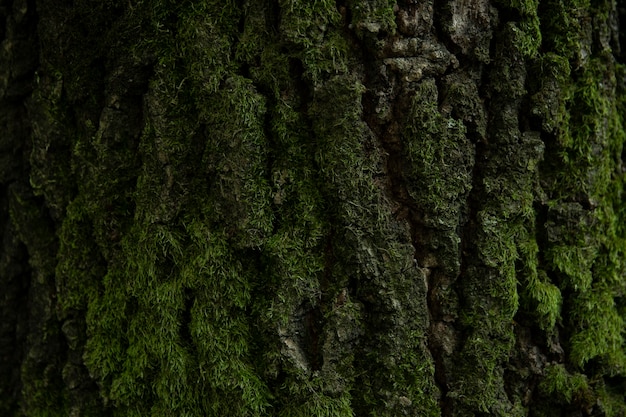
[
  {"x1": 546, "y1": 244, "x2": 596, "y2": 291},
  {"x1": 277, "y1": 0, "x2": 349, "y2": 84},
  {"x1": 443, "y1": 12, "x2": 549, "y2": 412},
  {"x1": 6, "y1": 0, "x2": 626, "y2": 415},
  {"x1": 568, "y1": 284, "x2": 626, "y2": 368},
  {"x1": 527, "y1": 0, "x2": 626, "y2": 411},
  {"x1": 539, "y1": 363, "x2": 592, "y2": 405},
  {"x1": 529, "y1": 53, "x2": 571, "y2": 134},
  {"x1": 538, "y1": 0, "x2": 592, "y2": 63},
  {"x1": 521, "y1": 266, "x2": 562, "y2": 331},
  {"x1": 536, "y1": 54, "x2": 626, "y2": 372},
  {"x1": 597, "y1": 380, "x2": 626, "y2": 417},
  {"x1": 494, "y1": 0, "x2": 541, "y2": 57},
  {"x1": 306, "y1": 72, "x2": 440, "y2": 416},
  {"x1": 404, "y1": 80, "x2": 473, "y2": 225},
  {"x1": 403, "y1": 78, "x2": 474, "y2": 275},
  {"x1": 79, "y1": 1, "x2": 275, "y2": 414},
  {"x1": 56, "y1": 197, "x2": 106, "y2": 313},
  {"x1": 346, "y1": 0, "x2": 396, "y2": 38}
]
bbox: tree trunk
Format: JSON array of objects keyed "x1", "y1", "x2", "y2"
[{"x1": 1, "y1": 0, "x2": 625, "y2": 415}]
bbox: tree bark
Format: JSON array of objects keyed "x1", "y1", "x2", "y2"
[{"x1": 1, "y1": 0, "x2": 625, "y2": 415}]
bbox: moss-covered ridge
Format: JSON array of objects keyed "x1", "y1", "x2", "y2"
[
  {"x1": 1, "y1": 0, "x2": 625, "y2": 416},
  {"x1": 17, "y1": 0, "x2": 438, "y2": 415}
]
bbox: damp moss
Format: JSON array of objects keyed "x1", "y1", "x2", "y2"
[
  {"x1": 494, "y1": 0, "x2": 541, "y2": 57},
  {"x1": 195, "y1": 75, "x2": 275, "y2": 248},
  {"x1": 346, "y1": 0, "x2": 396, "y2": 37},
  {"x1": 403, "y1": 79, "x2": 474, "y2": 275},
  {"x1": 404, "y1": 79, "x2": 473, "y2": 226},
  {"x1": 444, "y1": 14, "x2": 553, "y2": 411},
  {"x1": 308, "y1": 74, "x2": 440, "y2": 416},
  {"x1": 539, "y1": 0, "x2": 592, "y2": 61},
  {"x1": 529, "y1": 53, "x2": 571, "y2": 134},
  {"x1": 532, "y1": 0, "x2": 626, "y2": 404},
  {"x1": 548, "y1": 54, "x2": 618, "y2": 201},
  {"x1": 597, "y1": 380, "x2": 626, "y2": 417},
  {"x1": 568, "y1": 283, "x2": 626, "y2": 368},
  {"x1": 449, "y1": 329, "x2": 515, "y2": 414},
  {"x1": 79, "y1": 1, "x2": 276, "y2": 414},
  {"x1": 539, "y1": 53, "x2": 626, "y2": 370},
  {"x1": 450, "y1": 226, "x2": 519, "y2": 414},
  {"x1": 523, "y1": 267, "x2": 562, "y2": 330},
  {"x1": 55, "y1": 197, "x2": 105, "y2": 313},
  {"x1": 11, "y1": 0, "x2": 626, "y2": 415},
  {"x1": 278, "y1": 0, "x2": 349, "y2": 83},
  {"x1": 277, "y1": 391, "x2": 353, "y2": 417},
  {"x1": 539, "y1": 363, "x2": 591, "y2": 404},
  {"x1": 517, "y1": 232, "x2": 562, "y2": 331},
  {"x1": 400, "y1": 70, "x2": 533, "y2": 412},
  {"x1": 546, "y1": 245, "x2": 596, "y2": 291}
]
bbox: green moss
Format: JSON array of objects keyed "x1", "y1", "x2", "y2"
[
  {"x1": 306, "y1": 74, "x2": 440, "y2": 416},
  {"x1": 539, "y1": 364, "x2": 596, "y2": 407},
  {"x1": 494, "y1": 0, "x2": 541, "y2": 57},
  {"x1": 526, "y1": 0, "x2": 626, "y2": 411},
  {"x1": 76, "y1": 1, "x2": 278, "y2": 413},
  {"x1": 525, "y1": 270, "x2": 562, "y2": 330},
  {"x1": 400, "y1": 68, "x2": 540, "y2": 413},
  {"x1": 443, "y1": 17, "x2": 553, "y2": 410},
  {"x1": 56, "y1": 197, "x2": 105, "y2": 313},
  {"x1": 14, "y1": 0, "x2": 626, "y2": 414},
  {"x1": 449, "y1": 329, "x2": 515, "y2": 414},
  {"x1": 597, "y1": 380, "x2": 626, "y2": 417},
  {"x1": 450, "y1": 154, "x2": 539, "y2": 412},
  {"x1": 195, "y1": 75, "x2": 274, "y2": 248},
  {"x1": 530, "y1": 53, "x2": 571, "y2": 133},
  {"x1": 539, "y1": 363, "x2": 591, "y2": 404},
  {"x1": 568, "y1": 284, "x2": 626, "y2": 368},
  {"x1": 276, "y1": 384, "x2": 353, "y2": 417},
  {"x1": 346, "y1": 0, "x2": 396, "y2": 37},
  {"x1": 518, "y1": 235, "x2": 562, "y2": 331},
  {"x1": 538, "y1": 0, "x2": 591, "y2": 61},
  {"x1": 517, "y1": 18, "x2": 541, "y2": 58},
  {"x1": 441, "y1": 73, "x2": 488, "y2": 140},
  {"x1": 83, "y1": 269, "x2": 130, "y2": 388},
  {"x1": 538, "y1": 54, "x2": 626, "y2": 371},
  {"x1": 278, "y1": 0, "x2": 349, "y2": 83},
  {"x1": 402, "y1": 79, "x2": 474, "y2": 275},
  {"x1": 550, "y1": 58, "x2": 616, "y2": 200},
  {"x1": 404, "y1": 80, "x2": 473, "y2": 225},
  {"x1": 546, "y1": 245, "x2": 596, "y2": 291}
]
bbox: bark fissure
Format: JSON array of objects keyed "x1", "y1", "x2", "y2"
[{"x1": 357, "y1": 3, "x2": 478, "y2": 414}]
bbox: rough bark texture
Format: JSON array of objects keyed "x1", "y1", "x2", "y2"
[{"x1": 1, "y1": 0, "x2": 626, "y2": 416}]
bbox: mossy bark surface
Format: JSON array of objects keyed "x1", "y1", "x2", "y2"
[{"x1": 1, "y1": 0, "x2": 626, "y2": 415}]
